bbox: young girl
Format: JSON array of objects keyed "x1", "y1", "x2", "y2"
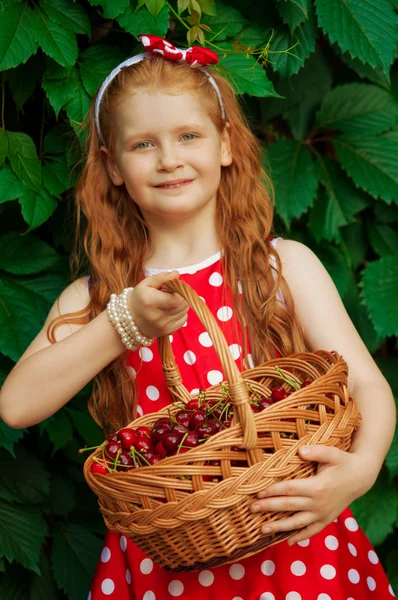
[{"x1": 0, "y1": 34, "x2": 395, "y2": 600}]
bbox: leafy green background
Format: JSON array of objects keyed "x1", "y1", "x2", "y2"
[{"x1": 0, "y1": 0, "x2": 398, "y2": 597}]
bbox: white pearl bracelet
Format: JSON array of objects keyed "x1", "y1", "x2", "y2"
[{"x1": 107, "y1": 287, "x2": 154, "y2": 351}]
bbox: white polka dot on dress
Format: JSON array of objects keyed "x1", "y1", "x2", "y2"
[
  {"x1": 183, "y1": 350, "x2": 196, "y2": 365},
  {"x1": 320, "y1": 564, "x2": 336, "y2": 580},
  {"x1": 169, "y1": 335, "x2": 173, "y2": 343},
  {"x1": 139, "y1": 347, "x2": 153, "y2": 362},
  {"x1": 348, "y1": 568, "x2": 360, "y2": 584},
  {"x1": 136, "y1": 405, "x2": 144, "y2": 417},
  {"x1": 217, "y1": 306, "x2": 233, "y2": 322},
  {"x1": 140, "y1": 558, "x2": 153, "y2": 574},
  {"x1": 190, "y1": 388, "x2": 200, "y2": 396},
  {"x1": 229, "y1": 343, "x2": 242, "y2": 360},
  {"x1": 87, "y1": 592, "x2": 91, "y2": 600},
  {"x1": 367, "y1": 576, "x2": 376, "y2": 591},
  {"x1": 388, "y1": 583, "x2": 396, "y2": 596},
  {"x1": 260, "y1": 594, "x2": 275, "y2": 600},
  {"x1": 101, "y1": 546, "x2": 111, "y2": 562},
  {"x1": 209, "y1": 272, "x2": 223, "y2": 286},
  {"x1": 297, "y1": 538, "x2": 310, "y2": 547},
  {"x1": 261, "y1": 560, "x2": 276, "y2": 576},
  {"x1": 286, "y1": 593, "x2": 301, "y2": 600},
  {"x1": 324, "y1": 535, "x2": 339, "y2": 550},
  {"x1": 207, "y1": 370, "x2": 223, "y2": 385},
  {"x1": 143, "y1": 592, "x2": 156, "y2": 600},
  {"x1": 146, "y1": 385, "x2": 160, "y2": 401},
  {"x1": 199, "y1": 332, "x2": 213, "y2": 347},
  {"x1": 168, "y1": 580, "x2": 184, "y2": 596},
  {"x1": 368, "y1": 550, "x2": 379, "y2": 564},
  {"x1": 101, "y1": 578, "x2": 115, "y2": 595},
  {"x1": 125, "y1": 568, "x2": 131, "y2": 584},
  {"x1": 229, "y1": 563, "x2": 245, "y2": 580},
  {"x1": 120, "y1": 535, "x2": 127, "y2": 552},
  {"x1": 345, "y1": 517, "x2": 359, "y2": 531},
  {"x1": 291, "y1": 561, "x2": 306, "y2": 576},
  {"x1": 198, "y1": 570, "x2": 214, "y2": 586},
  {"x1": 348, "y1": 542, "x2": 357, "y2": 556},
  {"x1": 317, "y1": 595, "x2": 332, "y2": 600}
]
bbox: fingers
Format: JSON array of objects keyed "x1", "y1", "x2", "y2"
[
  {"x1": 261, "y1": 512, "x2": 314, "y2": 535},
  {"x1": 251, "y1": 496, "x2": 311, "y2": 514},
  {"x1": 257, "y1": 478, "x2": 317, "y2": 499},
  {"x1": 287, "y1": 522, "x2": 324, "y2": 546}
]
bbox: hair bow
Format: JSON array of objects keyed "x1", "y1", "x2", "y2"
[{"x1": 138, "y1": 34, "x2": 219, "y2": 66}]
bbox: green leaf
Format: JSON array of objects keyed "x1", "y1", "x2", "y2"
[
  {"x1": 386, "y1": 425, "x2": 398, "y2": 480},
  {"x1": 42, "y1": 69, "x2": 79, "y2": 119},
  {"x1": 18, "y1": 187, "x2": 58, "y2": 232},
  {"x1": 267, "y1": 140, "x2": 318, "y2": 228},
  {"x1": 308, "y1": 157, "x2": 369, "y2": 242},
  {"x1": 337, "y1": 48, "x2": 391, "y2": 90},
  {"x1": 43, "y1": 123, "x2": 76, "y2": 156},
  {"x1": 65, "y1": 73, "x2": 91, "y2": 135},
  {"x1": 40, "y1": 0, "x2": 91, "y2": 37},
  {"x1": 0, "y1": 449, "x2": 50, "y2": 504},
  {"x1": 45, "y1": 410, "x2": 74, "y2": 454},
  {"x1": 79, "y1": 45, "x2": 125, "y2": 95},
  {"x1": 0, "y1": 128, "x2": 7, "y2": 167},
  {"x1": 5, "y1": 54, "x2": 41, "y2": 112},
  {"x1": 351, "y1": 467, "x2": 398, "y2": 546},
  {"x1": 29, "y1": 4, "x2": 78, "y2": 69},
  {"x1": 18, "y1": 272, "x2": 66, "y2": 305},
  {"x1": 316, "y1": 83, "x2": 398, "y2": 135},
  {"x1": 0, "y1": 420, "x2": 26, "y2": 458},
  {"x1": 6, "y1": 132, "x2": 41, "y2": 193},
  {"x1": 48, "y1": 475, "x2": 76, "y2": 517},
  {"x1": 29, "y1": 553, "x2": 59, "y2": 600},
  {"x1": 0, "y1": 232, "x2": 59, "y2": 275},
  {"x1": 52, "y1": 522, "x2": 103, "y2": 599},
  {"x1": 118, "y1": 3, "x2": 169, "y2": 37},
  {"x1": 0, "y1": 275, "x2": 51, "y2": 362},
  {"x1": 0, "y1": 3, "x2": 37, "y2": 71},
  {"x1": 270, "y1": 7, "x2": 317, "y2": 77},
  {"x1": 0, "y1": 500, "x2": 48, "y2": 575},
  {"x1": 43, "y1": 154, "x2": 72, "y2": 197},
  {"x1": 374, "y1": 201, "x2": 398, "y2": 224},
  {"x1": 88, "y1": 0, "x2": 129, "y2": 19},
  {"x1": 368, "y1": 223, "x2": 398, "y2": 257},
  {"x1": 340, "y1": 220, "x2": 368, "y2": 270},
  {"x1": 334, "y1": 134, "x2": 398, "y2": 204},
  {"x1": 201, "y1": 1, "x2": 246, "y2": 41},
  {"x1": 276, "y1": 0, "x2": 310, "y2": 32},
  {"x1": 197, "y1": 0, "x2": 216, "y2": 16},
  {"x1": 0, "y1": 163, "x2": 26, "y2": 204},
  {"x1": 144, "y1": 0, "x2": 166, "y2": 18},
  {"x1": 315, "y1": 0, "x2": 398, "y2": 75},
  {"x1": 66, "y1": 407, "x2": 104, "y2": 446},
  {"x1": 217, "y1": 52, "x2": 281, "y2": 97},
  {"x1": 360, "y1": 255, "x2": 398, "y2": 337}
]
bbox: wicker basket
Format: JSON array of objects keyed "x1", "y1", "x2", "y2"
[{"x1": 83, "y1": 279, "x2": 361, "y2": 571}]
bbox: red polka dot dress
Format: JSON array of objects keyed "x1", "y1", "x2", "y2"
[{"x1": 89, "y1": 238, "x2": 395, "y2": 600}]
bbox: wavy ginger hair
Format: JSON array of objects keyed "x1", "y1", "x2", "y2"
[{"x1": 48, "y1": 55, "x2": 307, "y2": 437}]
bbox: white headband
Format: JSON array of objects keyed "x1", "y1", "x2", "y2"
[{"x1": 94, "y1": 52, "x2": 226, "y2": 143}]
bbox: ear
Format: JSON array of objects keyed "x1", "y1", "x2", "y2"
[
  {"x1": 220, "y1": 122, "x2": 233, "y2": 167},
  {"x1": 100, "y1": 146, "x2": 124, "y2": 186}
]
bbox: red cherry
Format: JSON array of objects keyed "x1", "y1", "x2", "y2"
[
  {"x1": 185, "y1": 399, "x2": 199, "y2": 410},
  {"x1": 150, "y1": 422, "x2": 172, "y2": 444},
  {"x1": 271, "y1": 386, "x2": 288, "y2": 401},
  {"x1": 183, "y1": 430, "x2": 199, "y2": 447},
  {"x1": 116, "y1": 451, "x2": 135, "y2": 471},
  {"x1": 172, "y1": 423, "x2": 187, "y2": 438},
  {"x1": 326, "y1": 392, "x2": 334, "y2": 399},
  {"x1": 106, "y1": 441, "x2": 122, "y2": 459},
  {"x1": 155, "y1": 440, "x2": 167, "y2": 456},
  {"x1": 196, "y1": 421, "x2": 218, "y2": 439},
  {"x1": 134, "y1": 438, "x2": 154, "y2": 454},
  {"x1": 148, "y1": 454, "x2": 162, "y2": 464},
  {"x1": 301, "y1": 380, "x2": 312, "y2": 388},
  {"x1": 189, "y1": 411, "x2": 206, "y2": 429},
  {"x1": 259, "y1": 398, "x2": 273, "y2": 411},
  {"x1": 162, "y1": 433, "x2": 181, "y2": 453},
  {"x1": 135, "y1": 426, "x2": 151, "y2": 438},
  {"x1": 107, "y1": 433, "x2": 119, "y2": 443},
  {"x1": 176, "y1": 410, "x2": 191, "y2": 428},
  {"x1": 91, "y1": 462, "x2": 109, "y2": 474},
  {"x1": 118, "y1": 428, "x2": 137, "y2": 451}
]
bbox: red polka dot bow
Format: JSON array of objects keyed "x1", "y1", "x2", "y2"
[{"x1": 138, "y1": 34, "x2": 219, "y2": 66}]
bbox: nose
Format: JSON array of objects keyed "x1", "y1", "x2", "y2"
[{"x1": 156, "y1": 142, "x2": 183, "y2": 172}]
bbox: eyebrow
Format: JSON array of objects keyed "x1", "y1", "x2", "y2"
[{"x1": 123, "y1": 124, "x2": 205, "y2": 143}]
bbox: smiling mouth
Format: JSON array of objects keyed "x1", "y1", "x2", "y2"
[{"x1": 155, "y1": 180, "x2": 193, "y2": 189}]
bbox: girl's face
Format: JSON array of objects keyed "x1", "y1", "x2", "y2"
[{"x1": 103, "y1": 89, "x2": 232, "y2": 224}]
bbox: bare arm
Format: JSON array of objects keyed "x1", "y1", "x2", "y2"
[
  {"x1": 278, "y1": 239, "x2": 396, "y2": 486},
  {"x1": 0, "y1": 278, "x2": 125, "y2": 429}
]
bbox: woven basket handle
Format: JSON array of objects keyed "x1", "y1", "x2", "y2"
[{"x1": 159, "y1": 278, "x2": 259, "y2": 451}]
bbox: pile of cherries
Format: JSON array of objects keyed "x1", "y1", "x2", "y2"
[{"x1": 85, "y1": 375, "x2": 331, "y2": 476}]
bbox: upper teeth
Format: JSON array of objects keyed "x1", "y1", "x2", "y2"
[{"x1": 161, "y1": 182, "x2": 185, "y2": 188}]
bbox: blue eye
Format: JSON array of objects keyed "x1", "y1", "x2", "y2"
[
  {"x1": 181, "y1": 134, "x2": 197, "y2": 141},
  {"x1": 134, "y1": 141, "x2": 152, "y2": 150}
]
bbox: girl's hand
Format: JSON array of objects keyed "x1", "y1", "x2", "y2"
[
  {"x1": 250, "y1": 445, "x2": 376, "y2": 545},
  {"x1": 128, "y1": 270, "x2": 189, "y2": 339}
]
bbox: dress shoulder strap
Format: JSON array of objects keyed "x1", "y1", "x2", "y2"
[{"x1": 268, "y1": 237, "x2": 285, "y2": 305}]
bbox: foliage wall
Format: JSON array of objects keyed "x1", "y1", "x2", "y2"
[{"x1": 0, "y1": 0, "x2": 398, "y2": 598}]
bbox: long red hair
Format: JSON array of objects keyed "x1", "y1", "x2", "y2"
[{"x1": 48, "y1": 56, "x2": 308, "y2": 436}]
